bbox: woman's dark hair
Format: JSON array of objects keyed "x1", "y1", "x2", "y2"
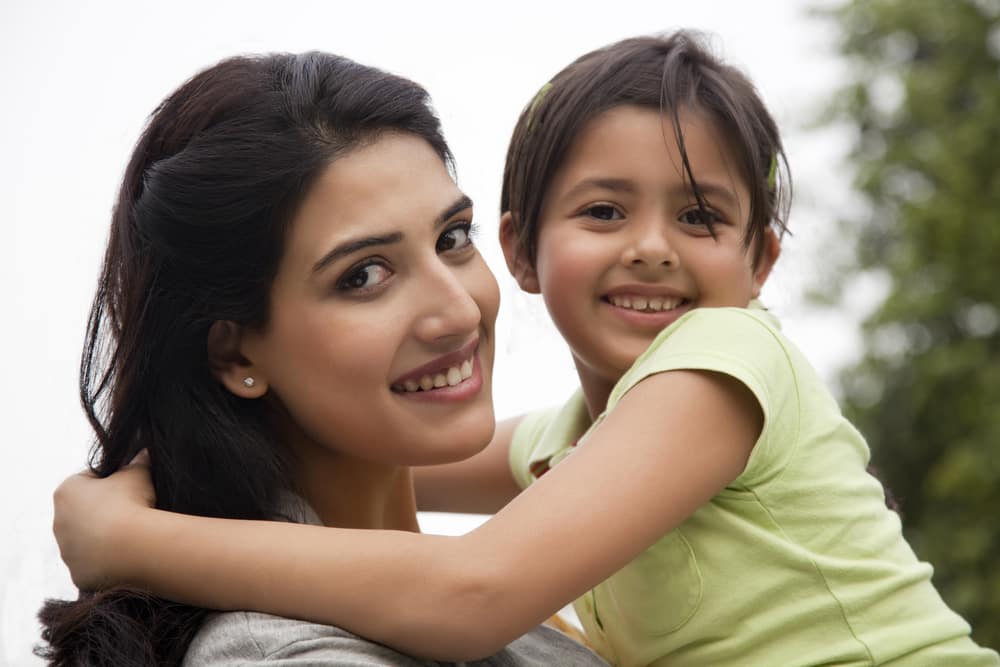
[
  {"x1": 36, "y1": 51, "x2": 452, "y2": 666},
  {"x1": 501, "y1": 30, "x2": 791, "y2": 268}
]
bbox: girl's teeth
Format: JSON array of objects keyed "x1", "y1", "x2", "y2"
[
  {"x1": 399, "y1": 359, "x2": 475, "y2": 393},
  {"x1": 610, "y1": 295, "x2": 683, "y2": 312}
]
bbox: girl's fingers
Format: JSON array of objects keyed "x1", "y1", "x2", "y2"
[{"x1": 127, "y1": 449, "x2": 150, "y2": 467}]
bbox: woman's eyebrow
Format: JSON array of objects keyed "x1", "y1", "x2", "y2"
[
  {"x1": 435, "y1": 194, "x2": 473, "y2": 228},
  {"x1": 312, "y1": 232, "x2": 404, "y2": 275},
  {"x1": 312, "y1": 194, "x2": 473, "y2": 275}
]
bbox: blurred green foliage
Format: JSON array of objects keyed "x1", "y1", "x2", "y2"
[{"x1": 822, "y1": 0, "x2": 1000, "y2": 648}]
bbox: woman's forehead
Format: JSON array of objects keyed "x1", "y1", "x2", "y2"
[{"x1": 297, "y1": 137, "x2": 459, "y2": 234}]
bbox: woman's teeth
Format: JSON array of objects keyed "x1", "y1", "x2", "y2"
[
  {"x1": 397, "y1": 359, "x2": 474, "y2": 393},
  {"x1": 608, "y1": 295, "x2": 684, "y2": 312}
]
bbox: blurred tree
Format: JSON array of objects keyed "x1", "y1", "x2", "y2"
[{"x1": 821, "y1": 0, "x2": 1000, "y2": 648}]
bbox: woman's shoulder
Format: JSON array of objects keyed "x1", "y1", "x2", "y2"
[
  {"x1": 184, "y1": 611, "x2": 609, "y2": 666},
  {"x1": 183, "y1": 611, "x2": 429, "y2": 665}
]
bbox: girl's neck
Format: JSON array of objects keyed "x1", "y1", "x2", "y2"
[
  {"x1": 573, "y1": 355, "x2": 618, "y2": 421},
  {"x1": 290, "y1": 438, "x2": 421, "y2": 532}
]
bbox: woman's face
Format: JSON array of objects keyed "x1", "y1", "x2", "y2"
[{"x1": 241, "y1": 132, "x2": 499, "y2": 470}]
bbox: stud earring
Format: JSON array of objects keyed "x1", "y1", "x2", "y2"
[{"x1": 243, "y1": 377, "x2": 256, "y2": 388}]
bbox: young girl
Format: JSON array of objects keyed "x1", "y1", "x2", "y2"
[{"x1": 53, "y1": 33, "x2": 999, "y2": 666}]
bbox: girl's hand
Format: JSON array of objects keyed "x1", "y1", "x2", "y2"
[{"x1": 52, "y1": 451, "x2": 155, "y2": 591}]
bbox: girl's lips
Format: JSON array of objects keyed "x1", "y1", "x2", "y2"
[{"x1": 601, "y1": 296, "x2": 693, "y2": 330}]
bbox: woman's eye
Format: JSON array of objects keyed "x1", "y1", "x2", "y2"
[
  {"x1": 437, "y1": 222, "x2": 475, "y2": 253},
  {"x1": 678, "y1": 207, "x2": 721, "y2": 227},
  {"x1": 583, "y1": 204, "x2": 623, "y2": 221},
  {"x1": 337, "y1": 262, "x2": 392, "y2": 291}
]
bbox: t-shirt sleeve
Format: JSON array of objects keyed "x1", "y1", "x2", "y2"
[
  {"x1": 611, "y1": 307, "x2": 801, "y2": 487},
  {"x1": 509, "y1": 407, "x2": 558, "y2": 489}
]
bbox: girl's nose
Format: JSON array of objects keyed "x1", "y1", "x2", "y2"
[{"x1": 620, "y1": 216, "x2": 678, "y2": 269}]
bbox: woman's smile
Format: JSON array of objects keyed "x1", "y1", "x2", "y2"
[{"x1": 391, "y1": 337, "x2": 483, "y2": 401}]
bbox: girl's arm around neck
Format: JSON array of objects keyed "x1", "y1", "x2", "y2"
[{"x1": 109, "y1": 370, "x2": 762, "y2": 661}]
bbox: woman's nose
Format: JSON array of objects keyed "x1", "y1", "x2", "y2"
[{"x1": 412, "y1": 262, "x2": 482, "y2": 344}]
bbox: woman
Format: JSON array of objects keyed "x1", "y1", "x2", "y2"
[{"x1": 38, "y1": 51, "x2": 605, "y2": 666}]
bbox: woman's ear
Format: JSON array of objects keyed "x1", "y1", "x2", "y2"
[
  {"x1": 751, "y1": 227, "x2": 781, "y2": 298},
  {"x1": 498, "y1": 212, "x2": 540, "y2": 294},
  {"x1": 207, "y1": 320, "x2": 268, "y2": 398}
]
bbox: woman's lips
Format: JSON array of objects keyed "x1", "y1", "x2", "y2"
[
  {"x1": 390, "y1": 337, "x2": 483, "y2": 401},
  {"x1": 392, "y1": 354, "x2": 484, "y2": 403}
]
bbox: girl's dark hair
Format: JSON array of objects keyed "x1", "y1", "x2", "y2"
[
  {"x1": 36, "y1": 51, "x2": 452, "y2": 666},
  {"x1": 501, "y1": 30, "x2": 791, "y2": 268}
]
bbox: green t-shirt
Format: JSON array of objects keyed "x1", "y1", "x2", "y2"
[{"x1": 511, "y1": 305, "x2": 998, "y2": 667}]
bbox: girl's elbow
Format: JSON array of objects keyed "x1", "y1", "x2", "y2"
[
  {"x1": 398, "y1": 608, "x2": 513, "y2": 661},
  {"x1": 426, "y1": 562, "x2": 525, "y2": 659},
  {"x1": 428, "y1": 619, "x2": 518, "y2": 661},
  {"x1": 404, "y1": 542, "x2": 535, "y2": 659}
]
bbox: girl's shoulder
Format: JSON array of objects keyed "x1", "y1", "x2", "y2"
[{"x1": 612, "y1": 303, "x2": 794, "y2": 410}]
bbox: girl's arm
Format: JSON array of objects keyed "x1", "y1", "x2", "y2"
[
  {"x1": 55, "y1": 370, "x2": 760, "y2": 661},
  {"x1": 413, "y1": 416, "x2": 523, "y2": 514}
]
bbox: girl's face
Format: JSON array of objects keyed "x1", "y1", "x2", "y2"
[
  {"x1": 240, "y1": 133, "x2": 500, "y2": 471},
  {"x1": 516, "y1": 105, "x2": 778, "y2": 398}
]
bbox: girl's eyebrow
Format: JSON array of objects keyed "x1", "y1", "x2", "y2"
[
  {"x1": 673, "y1": 181, "x2": 739, "y2": 208},
  {"x1": 563, "y1": 177, "x2": 637, "y2": 200},
  {"x1": 563, "y1": 177, "x2": 739, "y2": 209},
  {"x1": 311, "y1": 194, "x2": 473, "y2": 275}
]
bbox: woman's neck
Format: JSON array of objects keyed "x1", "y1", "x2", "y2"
[{"x1": 290, "y1": 438, "x2": 421, "y2": 532}]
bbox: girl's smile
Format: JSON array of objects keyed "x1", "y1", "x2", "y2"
[{"x1": 601, "y1": 286, "x2": 694, "y2": 330}]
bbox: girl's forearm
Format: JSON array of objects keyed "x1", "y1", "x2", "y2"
[{"x1": 118, "y1": 508, "x2": 534, "y2": 660}]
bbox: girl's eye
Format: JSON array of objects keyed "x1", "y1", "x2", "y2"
[
  {"x1": 583, "y1": 204, "x2": 624, "y2": 221},
  {"x1": 437, "y1": 222, "x2": 476, "y2": 253},
  {"x1": 678, "y1": 207, "x2": 721, "y2": 228},
  {"x1": 337, "y1": 262, "x2": 392, "y2": 291}
]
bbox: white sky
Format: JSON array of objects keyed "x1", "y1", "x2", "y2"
[{"x1": 2, "y1": 1, "x2": 874, "y2": 663}]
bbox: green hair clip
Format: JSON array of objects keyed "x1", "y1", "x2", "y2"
[
  {"x1": 525, "y1": 82, "x2": 553, "y2": 132},
  {"x1": 766, "y1": 153, "x2": 778, "y2": 190}
]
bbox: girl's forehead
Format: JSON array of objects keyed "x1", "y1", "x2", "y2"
[{"x1": 557, "y1": 105, "x2": 745, "y2": 188}]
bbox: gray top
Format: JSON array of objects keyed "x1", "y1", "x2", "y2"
[
  {"x1": 182, "y1": 495, "x2": 607, "y2": 666},
  {"x1": 183, "y1": 611, "x2": 608, "y2": 666}
]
